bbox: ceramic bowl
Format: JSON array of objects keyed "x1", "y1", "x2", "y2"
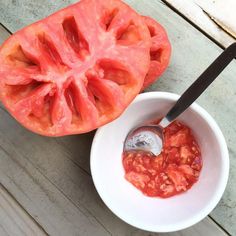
[{"x1": 90, "y1": 92, "x2": 229, "y2": 232}]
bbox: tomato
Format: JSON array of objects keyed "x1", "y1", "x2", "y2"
[
  {"x1": 142, "y1": 16, "x2": 171, "y2": 90},
  {"x1": 0, "y1": 0, "x2": 151, "y2": 136},
  {"x1": 123, "y1": 121, "x2": 202, "y2": 198}
]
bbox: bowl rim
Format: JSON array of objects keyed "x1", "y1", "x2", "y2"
[{"x1": 90, "y1": 91, "x2": 229, "y2": 232}]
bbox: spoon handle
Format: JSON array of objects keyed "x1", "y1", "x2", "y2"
[{"x1": 164, "y1": 42, "x2": 236, "y2": 124}]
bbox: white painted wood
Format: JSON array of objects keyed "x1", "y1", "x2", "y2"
[
  {"x1": 196, "y1": 0, "x2": 236, "y2": 39},
  {"x1": 0, "y1": 1, "x2": 235, "y2": 235},
  {"x1": 164, "y1": 0, "x2": 235, "y2": 47},
  {"x1": 0, "y1": 184, "x2": 47, "y2": 236}
]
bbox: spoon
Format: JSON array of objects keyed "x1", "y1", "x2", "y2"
[{"x1": 124, "y1": 42, "x2": 236, "y2": 156}]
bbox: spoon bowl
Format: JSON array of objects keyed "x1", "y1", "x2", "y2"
[{"x1": 124, "y1": 125, "x2": 163, "y2": 155}]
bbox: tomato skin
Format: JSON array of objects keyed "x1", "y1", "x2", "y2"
[
  {"x1": 0, "y1": 0, "x2": 151, "y2": 136},
  {"x1": 123, "y1": 121, "x2": 202, "y2": 198},
  {"x1": 142, "y1": 16, "x2": 171, "y2": 90}
]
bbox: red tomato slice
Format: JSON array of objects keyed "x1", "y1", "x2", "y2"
[
  {"x1": 142, "y1": 16, "x2": 171, "y2": 90},
  {"x1": 0, "y1": 0, "x2": 151, "y2": 136}
]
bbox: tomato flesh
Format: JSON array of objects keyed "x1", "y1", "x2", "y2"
[
  {"x1": 0, "y1": 0, "x2": 151, "y2": 136},
  {"x1": 123, "y1": 121, "x2": 202, "y2": 198},
  {"x1": 142, "y1": 16, "x2": 171, "y2": 90}
]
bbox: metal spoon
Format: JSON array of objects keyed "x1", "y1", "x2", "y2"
[{"x1": 124, "y1": 42, "x2": 236, "y2": 156}]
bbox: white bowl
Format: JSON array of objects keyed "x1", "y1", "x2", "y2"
[{"x1": 90, "y1": 92, "x2": 229, "y2": 232}]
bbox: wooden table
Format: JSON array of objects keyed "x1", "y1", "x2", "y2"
[{"x1": 0, "y1": 0, "x2": 235, "y2": 235}]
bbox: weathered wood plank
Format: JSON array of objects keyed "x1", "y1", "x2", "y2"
[
  {"x1": 0, "y1": 135, "x2": 228, "y2": 236},
  {"x1": 0, "y1": 0, "x2": 235, "y2": 235},
  {"x1": 0, "y1": 225, "x2": 9, "y2": 236},
  {"x1": 163, "y1": 0, "x2": 235, "y2": 48},
  {"x1": 0, "y1": 124, "x2": 228, "y2": 236},
  {"x1": 0, "y1": 184, "x2": 47, "y2": 236},
  {"x1": 163, "y1": 218, "x2": 227, "y2": 236},
  {"x1": 0, "y1": 24, "x2": 10, "y2": 41},
  {"x1": 0, "y1": 136, "x2": 111, "y2": 236},
  {"x1": 196, "y1": 0, "x2": 236, "y2": 39}
]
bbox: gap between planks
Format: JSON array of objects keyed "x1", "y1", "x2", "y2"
[
  {"x1": 161, "y1": 0, "x2": 235, "y2": 48},
  {"x1": 0, "y1": 184, "x2": 48, "y2": 236}
]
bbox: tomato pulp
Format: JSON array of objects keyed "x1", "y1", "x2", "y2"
[
  {"x1": 123, "y1": 121, "x2": 202, "y2": 198},
  {"x1": 0, "y1": 0, "x2": 172, "y2": 136},
  {"x1": 142, "y1": 16, "x2": 171, "y2": 90},
  {"x1": 0, "y1": 0, "x2": 152, "y2": 136}
]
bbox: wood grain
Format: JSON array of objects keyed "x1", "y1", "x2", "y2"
[
  {"x1": 163, "y1": 0, "x2": 235, "y2": 48},
  {"x1": 0, "y1": 0, "x2": 235, "y2": 235},
  {"x1": 196, "y1": 0, "x2": 236, "y2": 38},
  {"x1": 0, "y1": 225, "x2": 10, "y2": 236},
  {"x1": 0, "y1": 184, "x2": 47, "y2": 236}
]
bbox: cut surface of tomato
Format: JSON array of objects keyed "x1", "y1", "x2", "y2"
[
  {"x1": 142, "y1": 16, "x2": 171, "y2": 90},
  {"x1": 123, "y1": 121, "x2": 202, "y2": 198},
  {"x1": 0, "y1": 0, "x2": 151, "y2": 136}
]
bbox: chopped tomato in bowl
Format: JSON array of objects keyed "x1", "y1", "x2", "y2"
[
  {"x1": 90, "y1": 92, "x2": 229, "y2": 232},
  {"x1": 123, "y1": 121, "x2": 202, "y2": 198}
]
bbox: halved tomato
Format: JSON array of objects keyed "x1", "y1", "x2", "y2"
[
  {"x1": 142, "y1": 16, "x2": 171, "y2": 90},
  {"x1": 0, "y1": 0, "x2": 151, "y2": 136}
]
